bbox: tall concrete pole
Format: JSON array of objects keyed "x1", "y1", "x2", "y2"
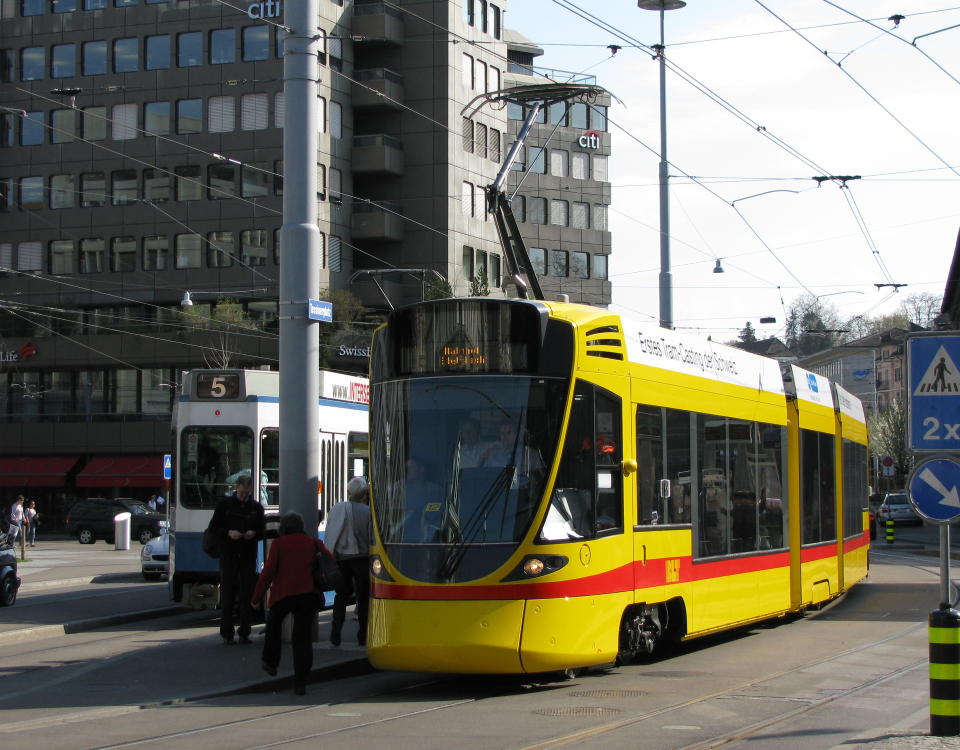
[
  {"x1": 655, "y1": 8, "x2": 672, "y2": 330},
  {"x1": 279, "y1": 0, "x2": 320, "y2": 524}
]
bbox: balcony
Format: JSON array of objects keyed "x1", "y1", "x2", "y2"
[
  {"x1": 353, "y1": 1, "x2": 404, "y2": 46},
  {"x1": 352, "y1": 200, "x2": 404, "y2": 242},
  {"x1": 353, "y1": 68, "x2": 404, "y2": 110},
  {"x1": 351, "y1": 134, "x2": 404, "y2": 176}
]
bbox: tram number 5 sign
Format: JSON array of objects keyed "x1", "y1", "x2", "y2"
[{"x1": 907, "y1": 333, "x2": 960, "y2": 452}]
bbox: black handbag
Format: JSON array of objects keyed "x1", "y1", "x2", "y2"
[
  {"x1": 312, "y1": 551, "x2": 344, "y2": 592},
  {"x1": 202, "y1": 524, "x2": 221, "y2": 559}
]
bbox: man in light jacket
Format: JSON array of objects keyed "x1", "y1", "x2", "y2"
[{"x1": 325, "y1": 476, "x2": 371, "y2": 647}]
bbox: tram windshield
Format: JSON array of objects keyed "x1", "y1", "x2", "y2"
[
  {"x1": 371, "y1": 376, "x2": 567, "y2": 550},
  {"x1": 179, "y1": 426, "x2": 254, "y2": 509}
]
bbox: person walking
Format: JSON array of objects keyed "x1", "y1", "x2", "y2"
[
  {"x1": 251, "y1": 511, "x2": 329, "y2": 695},
  {"x1": 208, "y1": 474, "x2": 265, "y2": 645},
  {"x1": 8, "y1": 496, "x2": 24, "y2": 543},
  {"x1": 324, "y1": 476, "x2": 372, "y2": 647},
  {"x1": 24, "y1": 500, "x2": 38, "y2": 547}
]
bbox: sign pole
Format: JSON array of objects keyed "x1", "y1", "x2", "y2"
[{"x1": 942, "y1": 524, "x2": 952, "y2": 609}]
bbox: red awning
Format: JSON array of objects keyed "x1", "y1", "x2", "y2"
[
  {"x1": 76, "y1": 456, "x2": 165, "y2": 488},
  {"x1": 0, "y1": 456, "x2": 80, "y2": 487}
]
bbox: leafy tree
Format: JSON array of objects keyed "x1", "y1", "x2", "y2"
[
  {"x1": 469, "y1": 267, "x2": 490, "y2": 297},
  {"x1": 868, "y1": 399, "x2": 912, "y2": 486},
  {"x1": 738, "y1": 322, "x2": 758, "y2": 344},
  {"x1": 784, "y1": 295, "x2": 844, "y2": 356},
  {"x1": 424, "y1": 276, "x2": 454, "y2": 300}
]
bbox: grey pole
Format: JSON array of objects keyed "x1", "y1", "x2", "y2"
[
  {"x1": 656, "y1": 8, "x2": 672, "y2": 330},
  {"x1": 941, "y1": 524, "x2": 952, "y2": 608},
  {"x1": 279, "y1": 0, "x2": 321, "y2": 524}
]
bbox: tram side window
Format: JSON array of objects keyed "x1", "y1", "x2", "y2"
[
  {"x1": 759, "y1": 424, "x2": 786, "y2": 549},
  {"x1": 697, "y1": 416, "x2": 730, "y2": 556},
  {"x1": 801, "y1": 429, "x2": 836, "y2": 544},
  {"x1": 261, "y1": 428, "x2": 279, "y2": 506},
  {"x1": 635, "y1": 405, "x2": 693, "y2": 527},
  {"x1": 539, "y1": 381, "x2": 622, "y2": 542},
  {"x1": 180, "y1": 426, "x2": 253, "y2": 509},
  {"x1": 842, "y1": 439, "x2": 867, "y2": 538},
  {"x1": 635, "y1": 405, "x2": 663, "y2": 525}
]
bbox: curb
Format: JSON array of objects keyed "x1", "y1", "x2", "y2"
[{"x1": 0, "y1": 605, "x2": 189, "y2": 646}]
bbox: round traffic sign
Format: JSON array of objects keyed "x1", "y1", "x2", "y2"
[
  {"x1": 881, "y1": 455, "x2": 894, "y2": 467},
  {"x1": 907, "y1": 456, "x2": 960, "y2": 523}
]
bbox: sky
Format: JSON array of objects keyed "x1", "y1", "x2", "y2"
[{"x1": 502, "y1": 0, "x2": 960, "y2": 341}]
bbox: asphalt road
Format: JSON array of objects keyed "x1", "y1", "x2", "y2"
[{"x1": 1, "y1": 541, "x2": 954, "y2": 749}]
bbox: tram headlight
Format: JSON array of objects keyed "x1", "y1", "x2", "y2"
[
  {"x1": 501, "y1": 554, "x2": 569, "y2": 581},
  {"x1": 369, "y1": 554, "x2": 394, "y2": 581},
  {"x1": 523, "y1": 558, "x2": 545, "y2": 576},
  {"x1": 371, "y1": 557, "x2": 383, "y2": 576}
]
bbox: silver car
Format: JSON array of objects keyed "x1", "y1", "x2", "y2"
[
  {"x1": 141, "y1": 532, "x2": 169, "y2": 580},
  {"x1": 876, "y1": 492, "x2": 922, "y2": 526}
]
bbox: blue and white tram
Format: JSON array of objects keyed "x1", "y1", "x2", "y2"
[{"x1": 169, "y1": 368, "x2": 369, "y2": 608}]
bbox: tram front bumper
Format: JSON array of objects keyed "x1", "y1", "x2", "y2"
[{"x1": 367, "y1": 598, "x2": 525, "y2": 674}]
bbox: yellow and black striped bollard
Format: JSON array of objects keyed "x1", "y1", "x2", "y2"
[
  {"x1": 930, "y1": 606, "x2": 960, "y2": 736},
  {"x1": 885, "y1": 519, "x2": 895, "y2": 544}
]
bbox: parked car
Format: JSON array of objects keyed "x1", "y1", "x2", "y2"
[
  {"x1": 0, "y1": 533, "x2": 19, "y2": 606},
  {"x1": 141, "y1": 532, "x2": 169, "y2": 580},
  {"x1": 876, "y1": 492, "x2": 922, "y2": 526},
  {"x1": 66, "y1": 498, "x2": 167, "y2": 545}
]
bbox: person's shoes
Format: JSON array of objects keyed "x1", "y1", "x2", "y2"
[
  {"x1": 262, "y1": 661, "x2": 277, "y2": 676},
  {"x1": 330, "y1": 633, "x2": 341, "y2": 647},
  {"x1": 222, "y1": 636, "x2": 236, "y2": 645},
  {"x1": 238, "y1": 635, "x2": 252, "y2": 645},
  {"x1": 294, "y1": 684, "x2": 306, "y2": 695}
]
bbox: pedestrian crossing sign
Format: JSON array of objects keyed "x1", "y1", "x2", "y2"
[{"x1": 908, "y1": 333, "x2": 960, "y2": 451}]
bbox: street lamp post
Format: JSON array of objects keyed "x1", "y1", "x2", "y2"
[{"x1": 638, "y1": 0, "x2": 686, "y2": 330}]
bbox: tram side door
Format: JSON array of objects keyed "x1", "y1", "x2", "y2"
[{"x1": 318, "y1": 431, "x2": 348, "y2": 521}]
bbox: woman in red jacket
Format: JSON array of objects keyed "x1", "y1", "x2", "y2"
[{"x1": 251, "y1": 510, "x2": 330, "y2": 695}]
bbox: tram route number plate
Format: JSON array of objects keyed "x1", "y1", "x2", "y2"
[{"x1": 196, "y1": 373, "x2": 241, "y2": 400}]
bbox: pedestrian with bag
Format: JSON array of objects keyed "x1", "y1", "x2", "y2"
[
  {"x1": 24, "y1": 500, "x2": 38, "y2": 547},
  {"x1": 324, "y1": 476, "x2": 372, "y2": 647},
  {"x1": 207, "y1": 474, "x2": 264, "y2": 645},
  {"x1": 8, "y1": 496, "x2": 24, "y2": 543},
  {"x1": 251, "y1": 510, "x2": 330, "y2": 695}
]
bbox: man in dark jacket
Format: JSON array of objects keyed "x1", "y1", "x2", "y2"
[{"x1": 209, "y1": 474, "x2": 265, "y2": 644}]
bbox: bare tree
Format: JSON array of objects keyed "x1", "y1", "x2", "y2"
[
  {"x1": 898, "y1": 292, "x2": 943, "y2": 329},
  {"x1": 180, "y1": 297, "x2": 257, "y2": 369},
  {"x1": 867, "y1": 399, "x2": 913, "y2": 486}
]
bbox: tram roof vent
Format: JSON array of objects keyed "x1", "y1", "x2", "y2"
[{"x1": 584, "y1": 324, "x2": 625, "y2": 361}]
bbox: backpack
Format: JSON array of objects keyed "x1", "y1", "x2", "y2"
[{"x1": 202, "y1": 523, "x2": 221, "y2": 559}]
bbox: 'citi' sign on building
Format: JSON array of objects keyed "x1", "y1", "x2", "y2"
[
  {"x1": 248, "y1": 1, "x2": 282, "y2": 19},
  {"x1": 578, "y1": 130, "x2": 601, "y2": 149}
]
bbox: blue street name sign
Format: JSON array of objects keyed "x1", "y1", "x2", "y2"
[
  {"x1": 163, "y1": 454, "x2": 172, "y2": 480},
  {"x1": 907, "y1": 333, "x2": 960, "y2": 451},
  {"x1": 907, "y1": 456, "x2": 960, "y2": 523},
  {"x1": 307, "y1": 299, "x2": 333, "y2": 323}
]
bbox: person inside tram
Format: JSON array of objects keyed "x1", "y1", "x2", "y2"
[
  {"x1": 456, "y1": 418, "x2": 489, "y2": 469},
  {"x1": 480, "y1": 419, "x2": 544, "y2": 487}
]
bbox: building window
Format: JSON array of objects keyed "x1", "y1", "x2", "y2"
[
  {"x1": 177, "y1": 98, "x2": 202, "y2": 133},
  {"x1": 592, "y1": 155, "x2": 608, "y2": 181},
  {"x1": 274, "y1": 92, "x2": 285, "y2": 128},
  {"x1": 550, "y1": 199, "x2": 568, "y2": 227},
  {"x1": 111, "y1": 103, "x2": 137, "y2": 140},
  {"x1": 507, "y1": 101, "x2": 523, "y2": 120},
  {"x1": 143, "y1": 169, "x2": 170, "y2": 202},
  {"x1": 143, "y1": 236, "x2": 168, "y2": 271},
  {"x1": 21, "y1": 47, "x2": 44, "y2": 81},
  {"x1": 571, "y1": 202, "x2": 589, "y2": 229},
  {"x1": 461, "y1": 118, "x2": 473, "y2": 153},
  {"x1": 19, "y1": 177, "x2": 43, "y2": 209},
  {"x1": 474, "y1": 58, "x2": 486, "y2": 93},
  {"x1": 82, "y1": 106, "x2": 106, "y2": 140},
  {"x1": 571, "y1": 251, "x2": 589, "y2": 279},
  {"x1": 593, "y1": 203, "x2": 608, "y2": 231},
  {"x1": 550, "y1": 149, "x2": 569, "y2": 177},
  {"x1": 80, "y1": 238, "x2": 105, "y2": 273},
  {"x1": 462, "y1": 53, "x2": 473, "y2": 89},
  {"x1": 530, "y1": 147, "x2": 546, "y2": 174},
  {"x1": 240, "y1": 230, "x2": 267, "y2": 266},
  {"x1": 178, "y1": 32, "x2": 202, "y2": 67},
  {"x1": 51, "y1": 109, "x2": 76, "y2": 143},
  {"x1": 113, "y1": 37, "x2": 138, "y2": 73},
  {"x1": 242, "y1": 26, "x2": 270, "y2": 61},
  {"x1": 511, "y1": 144, "x2": 525, "y2": 172},
  {"x1": 240, "y1": 93, "x2": 268, "y2": 130},
  {"x1": 210, "y1": 28, "x2": 236, "y2": 64},
  {"x1": 0, "y1": 178, "x2": 11, "y2": 209},
  {"x1": 529, "y1": 197, "x2": 546, "y2": 224},
  {"x1": 478, "y1": 0, "x2": 488, "y2": 32},
  {"x1": 50, "y1": 174, "x2": 74, "y2": 209},
  {"x1": 476, "y1": 123, "x2": 487, "y2": 158},
  {"x1": 241, "y1": 164, "x2": 269, "y2": 197},
  {"x1": 208, "y1": 164, "x2": 237, "y2": 199},
  {"x1": 22, "y1": 0, "x2": 44, "y2": 15},
  {"x1": 82, "y1": 41, "x2": 107, "y2": 76},
  {"x1": 461, "y1": 182, "x2": 474, "y2": 217},
  {"x1": 50, "y1": 240, "x2": 75, "y2": 275},
  {"x1": 550, "y1": 249, "x2": 568, "y2": 277},
  {"x1": 209, "y1": 95, "x2": 235, "y2": 132},
  {"x1": 316, "y1": 96, "x2": 326, "y2": 132},
  {"x1": 110, "y1": 237, "x2": 137, "y2": 272},
  {"x1": 462, "y1": 245, "x2": 474, "y2": 281},
  {"x1": 489, "y1": 128, "x2": 500, "y2": 162},
  {"x1": 590, "y1": 105, "x2": 608, "y2": 132},
  {"x1": 51, "y1": 43, "x2": 76, "y2": 78},
  {"x1": 111, "y1": 170, "x2": 138, "y2": 205},
  {"x1": 594, "y1": 254, "x2": 608, "y2": 280},
  {"x1": 21, "y1": 111, "x2": 44, "y2": 145},
  {"x1": 80, "y1": 172, "x2": 105, "y2": 207},
  {"x1": 572, "y1": 152, "x2": 589, "y2": 180},
  {"x1": 491, "y1": 4, "x2": 502, "y2": 38},
  {"x1": 490, "y1": 254, "x2": 501, "y2": 286},
  {"x1": 489, "y1": 66, "x2": 500, "y2": 92},
  {"x1": 464, "y1": 0, "x2": 473, "y2": 25},
  {"x1": 570, "y1": 102, "x2": 588, "y2": 129},
  {"x1": 145, "y1": 35, "x2": 171, "y2": 70},
  {"x1": 84, "y1": 0, "x2": 107, "y2": 7},
  {"x1": 175, "y1": 166, "x2": 201, "y2": 201},
  {"x1": 175, "y1": 234, "x2": 201, "y2": 269},
  {"x1": 144, "y1": 101, "x2": 170, "y2": 135},
  {"x1": 206, "y1": 231, "x2": 234, "y2": 268},
  {"x1": 511, "y1": 195, "x2": 525, "y2": 222},
  {"x1": 17, "y1": 241, "x2": 42, "y2": 271},
  {"x1": 330, "y1": 101, "x2": 342, "y2": 139},
  {"x1": 529, "y1": 247, "x2": 546, "y2": 276},
  {"x1": 0, "y1": 115, "x2": 12, "y2": 148}
]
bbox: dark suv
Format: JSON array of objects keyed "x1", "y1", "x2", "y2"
[
  {"x1": 0, "y1": 532, "x2": 18, "y2": 606},
  {"x1": 66, "y1": 498, "x2": 167, "y2": 545}
]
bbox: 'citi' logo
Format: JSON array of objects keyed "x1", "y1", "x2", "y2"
[{"x1": 578, "y1": 130, "x2": 601, "y2": 149}]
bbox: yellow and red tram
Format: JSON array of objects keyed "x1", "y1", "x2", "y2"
[{"x1": 365, "y1": 298, "x2": 869, "y2": 674}]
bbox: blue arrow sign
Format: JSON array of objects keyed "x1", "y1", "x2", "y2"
[
  {"x1": 907, "y1": 456, "x2": 960, "y2": 523},
  {"x1": 907, "y1": 334, "x2": 960, "y2": 451},
  {"x1": 163, "y1": 454, "x2": 172, "y2": 480}
]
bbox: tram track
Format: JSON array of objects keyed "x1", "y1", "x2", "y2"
[{"x1": 85, "y1": 618, "x2": 927, "y2": 750}]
